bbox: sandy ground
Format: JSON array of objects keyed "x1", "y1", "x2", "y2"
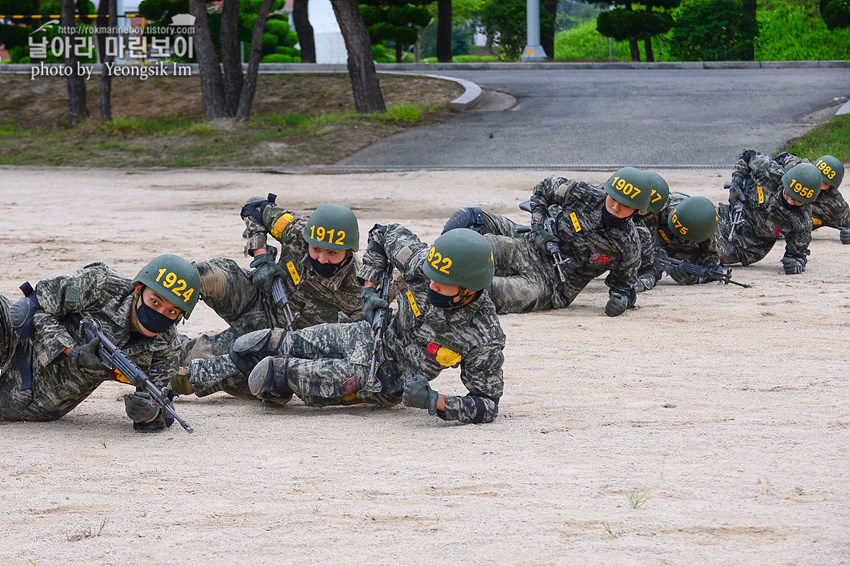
[{"x1": 0, "y1": 166, "x2": 848, "y2": 566}]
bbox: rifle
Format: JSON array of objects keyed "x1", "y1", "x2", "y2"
[
  {"x1": 243, "y1": 192, "x2": 299, "y2": 332},
  {"x1": 73, "y1": 314, "x2": 194, "y2": 434},
  {"x1": 519, "y1": 200, "x2": 569, "y2": 282},
  {"x1": 367, "y1": 260, "x2": 394, "y2": 389},
  {"x1": 725, "y1": 178, "x2": 752, "y2": 241},
  {"x1": 654, "y1": 249, "x2": 751, "y2": 288},
  {"x1": 264, "y1": 245, "x2": 299, "y2": 332}
]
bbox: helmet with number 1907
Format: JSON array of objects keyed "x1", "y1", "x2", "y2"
[{"x1": 603, "y1": 167, "x2": 652, "y2": 212}]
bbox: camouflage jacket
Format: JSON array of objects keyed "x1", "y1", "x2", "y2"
[
  {"x1": 26, "y1": 263, "x2": 180, "y2": 419},
  {"x1": 359, "y1": 224, "x2": 506, "y2": 424},
  {"x1": 776, "y1": 153, "x2": 850, "y2": 230},
  {"x1": 244, "y1": 203, "x2": 364, "y2": 325},
  {"x1": 529, "y1": 176, "x2": 641, "y2": 295},
  {"x1": 730, "y1": 150, "x2": 813, "y2": 257}
]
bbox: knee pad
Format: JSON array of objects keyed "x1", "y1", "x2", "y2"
[
  {"x1": 248, "y1": 356, "x2": 293, "y2": 400},
  {"x1": 442, "y1": 207, "x2": 485, "y2": 234},
  {"x1": 228, "y1": 329, "x2": 285, "y2": 375}
]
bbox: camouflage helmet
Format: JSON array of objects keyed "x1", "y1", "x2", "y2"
[
  {"x1": 645, "y1": 172, "x2": 670, "y2": 215},
  {"x1": 422, "y1": 228, "x2": 494, "y2": 292},
  {"x1": 782, "y1": 163, "x2": 823, "y2": 204},
  {"x1": 603, "y1": 167, "x2": 652, "y2": 212},
  {"x1": 132, "y1": 254, "x2": 201, "y2": 318},
  {"x1": 667, "y1": 196, "x2": 718, "y2": 242},
  {"x1": 302, "y1": 204, "x2": 359, "y2": 252},
  {"x1": 813, "y1": 155, "x2": 844, "y2": 189}
]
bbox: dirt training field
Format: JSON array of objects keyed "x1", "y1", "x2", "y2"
[{"x1": 0, "y1": 167, "x2": 847, "y2": 565}]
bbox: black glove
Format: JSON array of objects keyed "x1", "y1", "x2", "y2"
[
  {"x1": 840, "y1": 228, "x2": 850, "y2": 245},
  {"x1": 240, "y1": 195, "x2": 273, "y2": 224},
  {"x1": 633, "y1": 272, "x2": 656, "y2": 293},
  {"x1": 250, "y1": 253, "x2": 286, "y2": 291},
  {"x1": 781, "y1": 255, "x2": 806, "y2": 275},
  {"x1": 668, "y1": 266, "x2": 698, "y2": 285},
  {"x1": 68, "y1": 337, "x2": 105, "y2": 370},
  {"x1": 728, "y1": 183, "x2": 746, "y2": 206},
  {"x1": 604, "y1": 292, "x2": 632, "y2": 317},
  {"x1": 360, "y1": 287, "x2": 388, "y2": 328},
  {"x1": 531, "y1": 224, "x2": 558, "y2": 254},
  {"x1": 124, "y1": 391, "x2": 160, "y2": 423},
  {"x1": 402, "y1": 374, "x2": 439, "y2": 415}
]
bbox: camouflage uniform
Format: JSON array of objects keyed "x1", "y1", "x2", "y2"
[
  {"x1": 483, "y1": 177, "x2": 641, "y2": 313},
  {"x1": 190, "y1": 223, "x2": 506, "y2": 424},
  {"x1": 0, "y1": 263, "x2": 179, "y2": 422},
  {"x1": 776, "y1": 153, "x2": 850, "y2": 232},
  {"x1": 716, "y1": 150, "x2": 813, "y2": 266},
  {"x1": 639, "y1": 192, "x2": 722, "y2": 285},
  {"x1": 182, "y1": 204, "x2": 363, "y2": 363}
]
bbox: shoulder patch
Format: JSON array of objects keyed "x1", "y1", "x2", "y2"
[
  {"x1": 395, "y1": 245, "x2": 413, "y2": 267},
  {"x1": 555, "y1": 183, "x2": 569, "y2": 199},
  {"x1": 64, "y1": 286, "x2": 80, "y2": 306}
]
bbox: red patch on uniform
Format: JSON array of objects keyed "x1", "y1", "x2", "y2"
[
  {"x1": 426, "y1": 342, "x2": 439, "y2": 355},
  {"x1": 774, "y1": 227, "x2": 785, "y2": 237},
  {"x1": 593, "y1": 255, "x2": 610, "y2": 264}
]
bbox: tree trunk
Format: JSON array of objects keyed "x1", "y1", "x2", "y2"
[
  {"x1": 742, "y1": 0, "x2": 756, "y2": 61},
  {"x1": 540, "y1": 0, "x2": 557, "y2": 60},
  {"x1": 395, "y1": 41, "x2": 402, "y2": 62},
  {"x1": 221, "y1": 0, "x2": 244, "y2": 116},
  {"x1": 96, "y1": 0, "x2": 115, "y2": 121},
  {"x1": 643, "y1": 34, "x2": 654, "y2": 62},
  {"x1": 236, "y1": 0, "x2": 275, "y2": 120},
  {"x1": 330, "y1": 0, "x2": 386, "y2": 113},
  {"x1": 189, "y1": 0, "x2": 227, "y2": 119},
  {"x1": 61, "y1": 0, "x2": 88, "y2": 126},
  {"x1": 629, "y1": 38, "x2": 640, "y2": 61},
  {"x1": 436, "y1": 0, "x2": 452, "y2": 62},
  {"x1": 292, "y1": 0, "x2": 316, "y2": 63}
]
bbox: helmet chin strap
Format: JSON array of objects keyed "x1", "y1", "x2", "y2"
[{"x1": 130, "y1": 287, "x2": 146, "y2": 334}]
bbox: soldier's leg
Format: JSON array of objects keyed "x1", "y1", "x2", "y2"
[
  {"x1": 0, "y1": 295, "x2": 14, "y2": 363},
  {"x1": 443, "y1": 209, "x2": 521, "y2": 237},
  {"x1": 485, "y1": 234, "x2": 554, "y2": 313},
  {"x1": 247, "y1": 322, "x2": 373, "y2": 406},
  {"x1": 186, "y1": 328, "x2": 288, "y2": 397},
  {"x1": 180, "y1": 257, "x2": 270, "y2": 363}
]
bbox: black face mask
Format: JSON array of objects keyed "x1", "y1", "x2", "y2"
[
  {"x1": 309, "y1": 254, "x2": 350, "y2": 278},
  {"x1": 136, "y1": 301, "x2": 176, "y2": 334},
  {"x1": 601, "y1": 206, "x2": 633, "y2": 228},
  {"x1": 427, "y1": 287, "x2": 460, "y2": 309}
]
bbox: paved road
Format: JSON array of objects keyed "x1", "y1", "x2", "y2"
[{"x1": 338, "y1": 67, "x2": 850, "y2": 168}]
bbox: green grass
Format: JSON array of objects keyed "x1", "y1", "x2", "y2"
[
  {"x1": 0, "y1": 103, "x2": 444, "y2": 167},
  {"x1": 783, "y1": 115, "x2": 850, "y2": 161}
]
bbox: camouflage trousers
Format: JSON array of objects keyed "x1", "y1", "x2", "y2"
[
  {"x1": 716, "y1": 203, "x2": 778, "y2": 266},
  {"x1": 480, "y1": 213, "x2": 583, "y2": 314},
  {"x1": 189, "y1": 321, "x2": 401, "y2": 407},
  {"x1": 180, "y1": 257, "x2": 279, "y2": 364},
  {"x1": 0, "y1": 298, "x2": 105, "y2": 421}
]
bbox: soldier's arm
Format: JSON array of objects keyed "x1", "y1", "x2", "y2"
[
  {"x1": 730, "y1": 149, "x2": 758, "y2": 188},
  {"x1": 784, "y1": 209, "x2": 813, "y2": 258},
  {"x1": 815, "y1": 190, "x2": 850, "y2": 229},
  {"x1": 529, "y1": 176, "x2": 570, "y2": 226},
  {"x1": 605, "y1": 233, "x2": 642, "y2": 295},
  {"x1": 242, "y1": 198, "x2": 304, "y2": 256},
  {"x1": 146, "y1": 330, "x2": 181, "y2": 389},
  {"x1": 441, "y1": 344, "x2": 504, "y2": 424},
  {"x1": 635, "y1": 223, "x2": 657, "y2": 276},
  {"x1": 358, "y1": 223, "x2": 428, "y2": 286},
  {"x1": 33, "y1": 266, "x2": 111, "y2": 365},
  {"x1": 774, "y1": 152, "x2": 807, "y2": 170}
]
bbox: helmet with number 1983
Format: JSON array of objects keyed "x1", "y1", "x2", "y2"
[
  {"x1": 132, "y1": 254, "x2": 201, "y2": 318},
  {"x1": 603, "y1": 167, "x2": 652, "y2": 212},
  {"x1": 422, "y1": 228, "x2": 495, "y2": 292},
  {"x1": 813, "y1": 155, "x2": 844, "y2": 189},
  {"x1": 302, "y1": 204, "x2": 360, "y2": 251}
]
